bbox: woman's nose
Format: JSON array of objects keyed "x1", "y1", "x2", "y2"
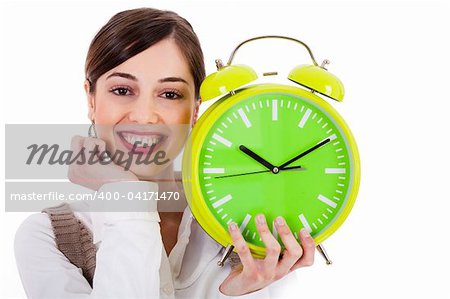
[{"x1": 128, "y1": 97, "x2": 161, "y2": 124}]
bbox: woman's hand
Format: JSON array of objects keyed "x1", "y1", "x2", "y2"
[
  {"x1": 219, "y1": 214, "x2": 315, "y2": 296},
  {"x1": 68, "y1": 135, "x2": 138, "y2": 190}
]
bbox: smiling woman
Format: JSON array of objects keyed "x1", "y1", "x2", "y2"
[{"x1": 14, "y1": 7, "x2": 313, "y2": 299}]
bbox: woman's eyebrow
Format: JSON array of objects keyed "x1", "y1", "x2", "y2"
[
  {"x1": 158, "y1": 77, "x2": 188, "y2": 84},
  {"x1": 106, "y1": 72, "x2": 138, "y2": 81}
]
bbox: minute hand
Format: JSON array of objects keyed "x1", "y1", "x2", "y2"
[{"x1": 278, "y1": 138, "x2": 331, "y2": 170}]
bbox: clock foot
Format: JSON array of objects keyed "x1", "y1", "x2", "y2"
[
  {"x1": 217, "y1": 244, "x2": 235, "y2": 267},
  {"x1": 316, "y1": 244, "x2": 332, "y2": 265}
]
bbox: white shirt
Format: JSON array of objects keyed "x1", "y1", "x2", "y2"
[{"x1": 14, "y1": 182, "x2": 302, "y2": 298}]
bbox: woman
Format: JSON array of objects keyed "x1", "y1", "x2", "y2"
[{"x1": 14, "y1": 8, "x2": 315, "y2": 298}]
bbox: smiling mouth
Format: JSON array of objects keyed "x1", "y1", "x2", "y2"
[{"x1": 117, "y1": 131, "x2": 167, "y2": 149}]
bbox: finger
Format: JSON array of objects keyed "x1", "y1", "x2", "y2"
[
  {"x1": 70, "y1": 135, "x2": 85, "y2": 155},
  {"x1": 291, "y1": 229, "x2": 315, "y2": 270},
  {"x1": 273, "y1": 216, "x2": 303, "y2": 278},
  {"x1": 83, "y1": 137, "x2": 112, "y2": 164},
  {"x1": 89, "y1": 137, "x2": 112, "y2": 162},
  {"x1": 83, "y1": 137, "x2": 106, "y2": 157},
  {"x1": 70, "y1": 135, "x2": 87, "y2": 165},
  {"x1": 255, "y1": 214, "x2": 281, "y2": 277},
  {"x1": 228, "y1": 222, "x2": 256, "y2": 272},
  {"x1": 68, "y1": 135, "x2": 86, "y2": 180}
]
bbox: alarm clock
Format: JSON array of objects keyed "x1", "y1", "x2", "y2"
[{"x1": 182, "y1": 36, "x2": 360, "y2": 265}]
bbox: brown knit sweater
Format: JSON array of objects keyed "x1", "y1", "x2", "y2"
[{"x1": 42, "y1": 203, "x2": 97, "y2": 286}]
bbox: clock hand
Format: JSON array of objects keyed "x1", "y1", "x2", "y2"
[
  {"x1": 213, "y1": 165, "x2": 305, "y2": 179},
  {"x1": 239, "y1": 145, "x2": 278, "y2": 173},
  {"x1": 278, "y1": 138, "x2": 331, "y2": 170}
]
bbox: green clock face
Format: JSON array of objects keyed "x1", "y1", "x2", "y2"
[{"x1": 197, "y1": 91, "x2": 354, "y2": 247}]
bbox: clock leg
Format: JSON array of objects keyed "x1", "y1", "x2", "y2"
[
  {"x1": 217, "y1": 244, "x2": 235, "y2": 267},
  {"x1": 316, "y1": 244, "x2": 333, "y2": 265}
]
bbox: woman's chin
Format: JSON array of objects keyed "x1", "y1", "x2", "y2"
[{"x1": 130, "y1": 163, "x2": 173, "y2": 181}]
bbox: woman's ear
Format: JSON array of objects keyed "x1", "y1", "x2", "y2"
[
  {"x1": 84, "y1": 79, "x2": 95, "y2": 121},
  {"x1": 192, "y1": 98, "x2": 202, "y2": 126}
]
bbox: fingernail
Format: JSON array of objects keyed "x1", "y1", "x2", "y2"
[
  {"x1": 256, "y1": 214, "x2": 266, "y2": 225},
  {"x1": 229, "y1": 222, "x2": 238, "y2": 231},
  {"x1": 300, "y1": 228, "x2": 311, "y2": 238},
  {"x1": 275, "y1": 216, "x2": 285, "y2": 226},
  {"x1": 101, "y1": 152, "x2": 111, "y2": 162}
]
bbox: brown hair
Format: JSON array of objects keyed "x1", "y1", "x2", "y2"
[{"x1": 85, "y1": 8, "x2": 205, "y2": 99}]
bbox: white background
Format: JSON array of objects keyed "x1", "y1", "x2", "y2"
[{"x1": 1, "y1": 0, "x2": 449, "y2": 298}]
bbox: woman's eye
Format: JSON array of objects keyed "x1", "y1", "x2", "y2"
[
  {"x1": 161, "y1": 90, "x2": 182, "y2": 100},
  {"x1": 111, "y1": 87, "x2": 132, "y2": 96}
]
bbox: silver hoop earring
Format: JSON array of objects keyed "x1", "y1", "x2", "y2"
[
  {"x1": 88, "y1": 121, "x2": 98, "y2": 138},
  {"x1": 87, "y1": 121, "x2": 111, "y2": 162}
]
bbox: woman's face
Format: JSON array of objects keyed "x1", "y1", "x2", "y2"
[{"x1": 85, "y1": 38, "x2": 200, "y2": 180}]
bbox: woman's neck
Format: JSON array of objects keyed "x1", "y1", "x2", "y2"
[
  {"x1": 140, "y1": 164, "x2": 187, "y2": 213},
  {"x1": 138, "y1": 164, "x2": 187, "y2": 255}
]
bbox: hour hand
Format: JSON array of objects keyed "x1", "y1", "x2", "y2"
[{"x1": 239, "y1": 145, "x2": 278, "y2": 173}]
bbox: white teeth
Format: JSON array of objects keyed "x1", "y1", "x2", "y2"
[
  {"x1": 121, "y1": 133, "x2": 162, "y2": 147},
  {"x1": 142, "y1": 138, "x2": 149, "y2": 148}
]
